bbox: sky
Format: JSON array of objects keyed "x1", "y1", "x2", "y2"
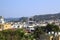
[{"x1": 0, "y1": 0, "x2": 60, "y2": 18}]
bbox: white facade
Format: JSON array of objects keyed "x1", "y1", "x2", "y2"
[
  {"x1": 25, "y1": 17, "x2": 36, "y2": 31},
  {"x1": 0, "y1": 16, "x2": 5, "y2": 24},
  {"x1": 39, "y1": 23, "x2": 47, "y2": 26},
  {"x1": 11, "y1": 23, "x2": 24, "y2": 29}
]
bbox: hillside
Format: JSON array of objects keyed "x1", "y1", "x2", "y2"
[
  {"x1": 33, "y1": 13, "x2": 60, "y2": 22},
  {"x1": 5, "y1": 13, "x2": 60, "y2": 22},
  {"x1": 5, "y1": 17, "x2": 28, "y2": 22}
]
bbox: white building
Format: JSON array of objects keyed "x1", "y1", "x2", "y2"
[
  {"x1": 0, "y1": 16, "x2": 5, "y2": 24},
  {"x1": 26, "y1": 17, "x2": 36, "y2": 31},
  {"x1": 11, "y1": 22, "x2": 25, "y2": 29}
]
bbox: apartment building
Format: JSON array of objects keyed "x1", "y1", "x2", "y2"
[
  {"x1": 25, "y1": 17, "x2": 36, "y2": 32},
  {"x1": 0, "y1": 24, "x2": 4, "y2": 31},
  {"x1": 3, "y1": 23, "x2": 11, "y2": 30},
  {"x1": 0, "y1": 16, "x2": 5, "y2": 24},
  {"x1": 11, "y1": 22, "x2": 24, "y2": 29},
  {"x1": 0, "y1": 23, "x2": 11, "y2": 31}
]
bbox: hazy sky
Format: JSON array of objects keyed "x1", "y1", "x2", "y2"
[{"x1": 0, "y1": 0, "x2": 60, "y2": 18}]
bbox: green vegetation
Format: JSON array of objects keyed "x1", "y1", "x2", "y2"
[
  {"x1": 0, "y1": 29, "x2": 35, "y2": 40},
  {"x1": 45, "y1": 24, "x2": 59, "y2": 32},
  {"x1": 33, "y1": 24, "x2": 60, "y2": 40},
  {"x1": 0, "y1": 24, "x2": 60, "y2": 40}
]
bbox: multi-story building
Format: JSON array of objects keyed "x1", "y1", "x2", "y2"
[
  {"x1": 3, "y1": 23, "x2": 11, "y2": 30},
  {"x1": 0, "y1": 24, "x2": 4, "y2": 31},
  {"x1": 0, "y1": 16, "x2": 5, "y2": 24},
  {"x1": 0, "y1": 23, "x2": 11, "y2": 31},
  {"x1": 11, "y1": 22, "x2": 24, "y2": 29},
  {"x1": 25, "y1": 17, "x2": 36, "y2": 32}
]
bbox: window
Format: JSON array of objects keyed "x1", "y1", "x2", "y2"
[
  {"x1": 18, "y1": 26, "x2": 19, "y2": 28},
  {"x1": 29, "y1": 18, "x2": 33, "y2": 21}
]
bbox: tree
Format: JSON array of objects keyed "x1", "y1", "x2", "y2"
[
  {"x1": 33, "y1": 26, "x2": 45, "y2": 40},
  {"x1": 45, "y1": 24, "x2": 59, "y2": 32}
]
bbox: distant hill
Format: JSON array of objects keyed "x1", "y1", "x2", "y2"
[
  {"x1": 5, "y1": 13, "x2": 60, "y2": 22},
  {"x1": 33, "y1": 13, "x2": 60, "y2": 22},
  {"x1": 5, "y1": 18, "x2": 20, "y2": 22},
  {"x1": 5, "y1": 17, "x2": 28, "y2": 22}
]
